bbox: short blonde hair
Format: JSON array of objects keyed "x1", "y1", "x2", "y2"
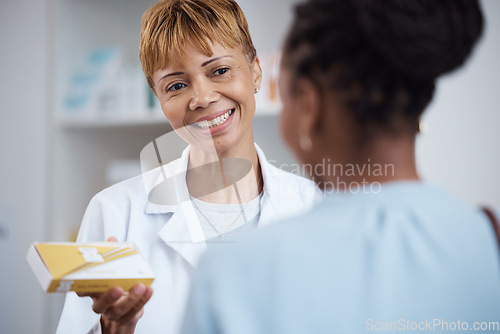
[{"x1": 140, "y1": 0, "x2": 257, "y2": 90}]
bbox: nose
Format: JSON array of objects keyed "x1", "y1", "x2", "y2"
[{"x1": 189, "y1": 78, "x2": 219, "y2": 110}]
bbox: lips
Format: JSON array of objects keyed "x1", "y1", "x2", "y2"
[{"x1": 194, "y1": 109, "x2": 235, "y2": 129}]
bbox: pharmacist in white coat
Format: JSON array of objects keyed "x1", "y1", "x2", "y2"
[
  {"x1": 56, "y1": 0, "x2": 320, "y2": 333},
  {"x1": 56, "y1": 144, "x2": 318, "y2": 334}
]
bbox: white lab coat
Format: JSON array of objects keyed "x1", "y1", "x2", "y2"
[{"x1": 56, "y1": 144, "x2": 320, "y2": 334}]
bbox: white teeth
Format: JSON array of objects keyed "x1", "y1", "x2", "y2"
[{"x1": 196, "y1": 109, "x2": 234, "y2": 129}]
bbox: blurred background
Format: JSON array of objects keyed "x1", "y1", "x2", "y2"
[{"x1": 0, "y1": 0, "x2": 499, "y2": 333}]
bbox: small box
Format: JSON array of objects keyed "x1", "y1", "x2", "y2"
[{"x1": 27, "y1": 242, "x2": 155, "y2": 293}]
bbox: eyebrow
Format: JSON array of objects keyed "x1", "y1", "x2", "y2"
[
  {"x1": 160, "y1": 72, "x2": 184, "y2": 81},
  {"x1": 201, "y1": 55, "x2": 230, "y2": 67},
  {"x1": 159, "y1": 56, "x2": 231, "y2": 81}
]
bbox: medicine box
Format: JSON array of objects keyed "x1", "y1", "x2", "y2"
[{"x1": 27, "y1": 242, "x2": 155, "y2": 293}]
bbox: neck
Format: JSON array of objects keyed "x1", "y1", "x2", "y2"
[
  {"x1": 187, "y1": 133, "x2": 263, "y2": 203},
  {"x1": 314, "y1": 134, "x2": 419, "y2": 190}
]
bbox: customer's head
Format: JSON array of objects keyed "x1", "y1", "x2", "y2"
[
  {"x1": 280, "y1": 0, "x2": 483, "y2": 173},
  {"x1": 140, "y1": 0, "x2": 256, "y2": 91}
]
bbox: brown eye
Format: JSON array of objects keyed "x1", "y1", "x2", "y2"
[
  {"x1": 213, "y1": 67, "x2": 229, "y2": 76},
  {"x1": 168, "y1": 83, "x2": 186, "y2": 92}
]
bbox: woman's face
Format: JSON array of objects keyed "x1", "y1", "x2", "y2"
[{"x1": 152, "y1": 43, "x2": 261, "y2": 154}]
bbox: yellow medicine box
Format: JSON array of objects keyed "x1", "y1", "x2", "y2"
[{"x1": 26, "y1": 242, "x2": 155, "y2": 293}]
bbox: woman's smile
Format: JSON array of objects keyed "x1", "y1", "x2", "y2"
[{"x1": 193, "y1": 108, "x2": 236, "y2": 134}]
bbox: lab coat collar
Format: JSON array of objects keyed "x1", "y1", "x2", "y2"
[
  {"x1": 146, "y1": 143, "x2": 284, "y2": 267},
  {"x1": 144, "y1": 144, "x2": 280, "y2": 216},
  {"x1": 254, "y1": 145, "x2": 280, "y2": 227},
  {"x1": 157, "y1": 200, "x2": 208, "y2": 267},
  {"x1": 144, "y1": 146, "x2": 191, "y2": 215}
]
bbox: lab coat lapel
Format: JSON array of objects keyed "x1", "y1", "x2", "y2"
[
  {"x1": 254, "y1": 145, "x2": 281, "y2": 227},
  {"x1": 145, "y1": 145, "x2": 207, "y2": 267},
  {"x1": 158, "y1": 200, "x2": 207, "y2": 267},
  {"x1": 257, "y1": 193, "x2": 279, "y2": 227},
  {"x1": 254, "y1": 144, "x2": 320, "y2": 227}
]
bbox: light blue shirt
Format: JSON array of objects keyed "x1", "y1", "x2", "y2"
[{"x1": 182, "y1": 182, "x2": 500, "y2": 333}]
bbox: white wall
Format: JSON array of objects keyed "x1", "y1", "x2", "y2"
[
  {"x1": 416, "y1": 0, "x2": 500, "y2": 207},
  {"x1": 0, "y1": 0, "x2": 51, "y2": 333}
]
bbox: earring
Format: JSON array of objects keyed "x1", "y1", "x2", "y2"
[
  {"x1": 418, "y1": 120, "x2": 428, "y2": 134},
  {"x1": 254, "y1": 88, "x2": 259, "y2": 94},
  {"x1": 299, "y1": 133, "x2": 313, "y2": 151}
]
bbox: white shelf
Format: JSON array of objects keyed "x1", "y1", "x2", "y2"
[
  {"x1": 57, "y1": 113, "x2": 169, "y2": 129},
  {"x1": 57, "y1": 106, "x2": 281, "y2": 129}
]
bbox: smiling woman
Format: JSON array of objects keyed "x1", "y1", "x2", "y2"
[
  {"x1": 152, "y1": 43, "x2": 260, "y2": 157},
  {"x1": 55, "y1": 1, "x2": 320, "y2": 334}
]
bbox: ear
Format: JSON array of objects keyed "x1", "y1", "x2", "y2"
[
  {"x1": 295, "y1": 79, "x2": 322, "y2": 138},
  {"x1": 251, "y1": 56, "x2": 263, "y2": 91}
]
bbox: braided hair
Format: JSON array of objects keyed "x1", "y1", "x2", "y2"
[{"x1": 283, "y1": 0, "x2": 484, "y2": 132}]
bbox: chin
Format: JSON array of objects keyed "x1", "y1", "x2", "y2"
[
  {"x1": 215, "y1": 130, "x2": 250, "y2": 156},
  {"x1": 212, "y1": 138, "x2": 238, "y2": 155}
]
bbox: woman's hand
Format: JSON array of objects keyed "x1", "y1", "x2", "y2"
[
  {"x1": 77, "y1": 237, "x2": 154, "y2": 334},
  {"x1": 80, "y1": 284, "x2": 153, "y2": 334}
]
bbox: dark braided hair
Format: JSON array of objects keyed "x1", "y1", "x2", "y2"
[{"x1": 283, "y1": 0, "x2": 484, "y2": 132}]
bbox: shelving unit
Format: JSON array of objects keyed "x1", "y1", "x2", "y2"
[
  {"x1": 56, "y1": 113, "x2": 169, "y2": 129},
  {"x1": 57, "y1": 107, "x2": 280, "y2": 130}
]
